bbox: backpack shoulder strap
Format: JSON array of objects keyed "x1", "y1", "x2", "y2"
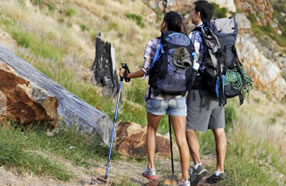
[
  {"x1": 192, "y1": 27, "x2": 202, "y2": 32},
  {"x1": 150, "y1": 37, "x2": 164, "y2": 69}
]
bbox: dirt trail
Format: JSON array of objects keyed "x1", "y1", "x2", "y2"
[{"x1": 0, "y1": 151, "x2": 216, "y2": 186}]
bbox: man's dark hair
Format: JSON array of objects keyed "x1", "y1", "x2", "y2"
[
  {"x1": 194, "y1": 0, "x2": 214, "y2": 22},
  {"x1": 163, "y1": 11, "x2": 186, "y2": 34}
]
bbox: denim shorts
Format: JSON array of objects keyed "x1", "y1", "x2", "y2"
[{"x1": 146, "y1": 96, "x2": 187, "y2": 116}]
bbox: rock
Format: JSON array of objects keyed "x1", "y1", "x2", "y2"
[
  {"x1": 116, "y1": 122, "x2": 170, "y2": 157},
  {"x1": 162, "y1": 179, "x2": 177, "y2": 185},
  {"x1": 0, "y1": 45, "x2": 113, "y2": 145},
  {"x1": 235, "y1": 0, "x2": 272, "y2": 25},
  {"x1": 0, "y1": 63, "x2": 58, "y2": 126},
  {"x1": 236, "y1": 35, "x2": 286, "y2": 100},
  {"x1": 235, "y1": 13, "x2": 251, "y2": 32},
  {"x1": 0, "y1": 29, "x2": 17, "y2": 51},
  {"x1": 146, "y1": 179, "x2": 161, "y2": 186},
  {"x1": 273, "y1": 77, "x2": 286, "y2": 100},
  {"x1": 260, "y1": 57, "x2": 280, "y2": 85}
]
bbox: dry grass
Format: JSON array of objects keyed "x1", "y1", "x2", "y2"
[
  {"x1": 235, "y1": 90, "x2": 286, "y2": 157},
  {"x1": 12, "y1": 0, "x2": 157, "y2": 68},
  {"x1": 0, "y1": 1, "x2": 91, "y2": 56}
]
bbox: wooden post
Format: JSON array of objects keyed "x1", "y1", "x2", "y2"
[{"x1": 91, "y1": 33, "x2": 119, "y2": 97}]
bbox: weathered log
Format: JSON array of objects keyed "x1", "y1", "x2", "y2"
[
  {"x1": 0, "y1": 62, "x2": 58, "y2": 125},
  {"x1": 91, "y1": 33, "x2": 119, "y2": 97},
  {"x1": 0, "y1": 45, "x2": 113, "y2": 145}
]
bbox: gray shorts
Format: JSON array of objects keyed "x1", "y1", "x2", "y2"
[{"x1": 186, "y1": 89, "x2": 225, "y2": 132}]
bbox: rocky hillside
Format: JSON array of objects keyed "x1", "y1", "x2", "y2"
[
  {"x1": 0, "y1": 0, "x2": 285, "y2": 185},
  {"x1": 145, "y1": 0, "x2": 286, "y2": 101}
]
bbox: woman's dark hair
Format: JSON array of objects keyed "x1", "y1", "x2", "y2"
[
  {"x1": 194, "y1": 0, "x2": 214, "y2": 23},
  {"x1": 163, "y1": 11, "x2": 186, "y2": 34}
]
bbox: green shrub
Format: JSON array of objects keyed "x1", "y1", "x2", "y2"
[
  {"x1": 37, "y1": 43, "x2": 62, "y2": 60},
  {"x1": 65, "y1": 6, "x2": 77, "y2": 17},
  {"x1": 152, "y1": 8, "x2": 162, "y2": 23},
  {"x1": 211, "y1": 3, "x2": 227, "y2": 18},
  {"x1": 125, "y1": 13, "x2": 145, "y2": 28},
  {"x1": 12, "y1": 31, "x2": 34, "y2": 48},
  {"x1": 247, "y1": 14, "x2": 257, "y2": 24},
  {"x1": 79, "y1": 24, "x2": 89, "y2": 32},
  {"x1": 48, "y1": 2, "x2": 56, "y2": 12},
  {"x1": 108, "y1": 20, "x2": 119, "y2": 30},
  {"x1": 58, "y1": 17, "x2": 65, "y2": 23},
  {"x1": 273, "y1": 3, "x2": 286, "y2": 13},
  {"x1": 31, "y1": 0, "x2": 43, "y2": 6}
]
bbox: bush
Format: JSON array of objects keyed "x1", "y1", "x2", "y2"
[
  {"x1": 11, "y1": 29, "x2": 63, "y2": 60},
  {"x1": 65, "y1": 6, "x2": 77, "y2": 17},
  {"x1": 31, "y1": 0, "x2": 43, "y2": 6},
  {"x1": 108, "y1": 20, "x2": 119, "y2": 30},
  {"x1": 12, "y1": 31, "x2": 34, "y2": 48},
  {"x1": 48, "y1": 2, "x2": 56, "y2": 12},
  {"x1": 125, "y1": 13, "x2": 144, "y2": 28},
  {"x1": 211, "y1": 3, "x2": 227, "y2": 18},
  {"x1": 79, "y1": 24, "x2": 89, "y2": 32}
]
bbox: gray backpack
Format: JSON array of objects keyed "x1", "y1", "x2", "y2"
[{"x1": 195, "y1": 17, "x2": 253, "y2": 105}]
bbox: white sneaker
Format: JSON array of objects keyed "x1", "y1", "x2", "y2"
[
  {"x1": 177, "y1": 180, "x2": 190, "y2": 186},
  {"x1": 142, "y1": 166, "x2": 157, "y2": 180}
]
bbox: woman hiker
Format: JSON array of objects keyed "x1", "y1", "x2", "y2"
[{"x1": 120, "y1": 11, "x2": 191, "y2": 186}]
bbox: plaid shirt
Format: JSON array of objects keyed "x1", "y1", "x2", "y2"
[
  {"x1": 188, "y1": 23, "x2": 207, "y2": 71},
  {"x1": 142, "y1": 38, "x2": 160, "y2": 75},
  {"x1": 141, "y1": 38, "x2": 181, "y2": 100}
]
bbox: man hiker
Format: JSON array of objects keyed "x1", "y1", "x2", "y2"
[{"x1": 186, "y1": 1, "x2": 227, "y2": 185}]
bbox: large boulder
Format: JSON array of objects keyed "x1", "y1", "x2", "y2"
[
  {"x1": 236, "y1": 35, "x2": 286, "y2": 101},
  {"x1": 116, "y1": 122, "x2": 171, "y2": 157},
  {"x1": 236, "y1": 13, "x2": 251, "y2": 32}
]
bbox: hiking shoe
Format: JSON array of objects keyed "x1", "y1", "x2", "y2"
[
  {"x1": 177, "y1": 180, "x2": 190, "y2": 186},
  {"x1": 190, "y1": 165, "x2": 208, "y2": 186},
  {"x1": 206, "y1": 172, "x2": 226, "y2": 184},
  {"x1": 142, "y1": 166, "x2": 157, "y2": 180}
]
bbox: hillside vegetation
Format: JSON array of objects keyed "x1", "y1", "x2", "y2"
[{"x1": 0, "y1": 0, "x2": 285, "y2": 185}]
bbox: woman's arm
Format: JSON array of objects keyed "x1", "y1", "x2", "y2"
[{"x1": 119, "y1": 68, "x2": 145, "y2": 79}]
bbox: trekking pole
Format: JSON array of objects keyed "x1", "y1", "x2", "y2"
[
  {"x1": 104, "y1": 63, "x2": 129, "y2": 179},
  {"x1": 168, "y1": 116, "x2": 175, "y2": 176}
]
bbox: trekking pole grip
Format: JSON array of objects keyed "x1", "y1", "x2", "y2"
[{"x1": 121, "y1": 63, "x2": 131, "y2": 82}]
